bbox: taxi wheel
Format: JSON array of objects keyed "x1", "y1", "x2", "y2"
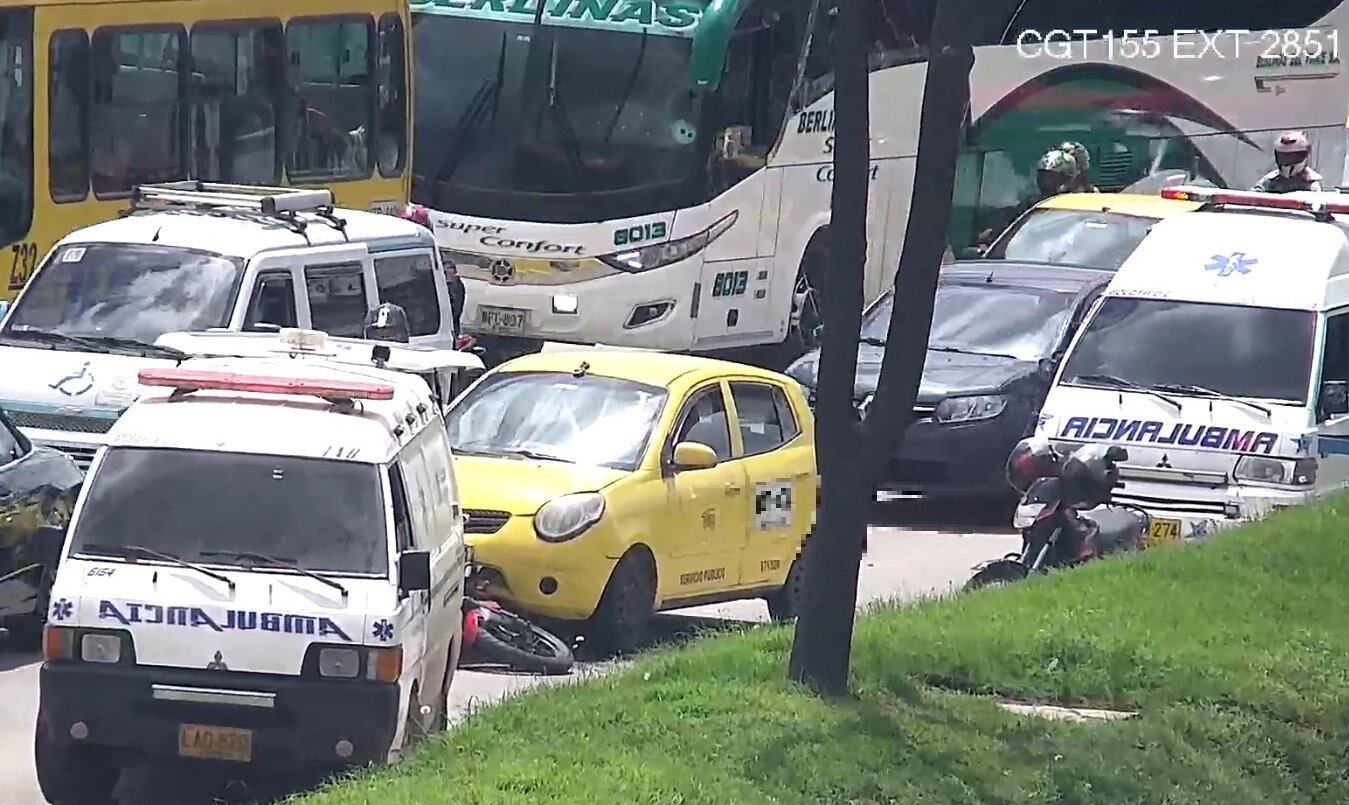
[
  {"x1": 35, "y1": 717, "x2": 119, "y2": 804},
  {"x1": 766, "y1": 554, "x2": 807, "y2": 622},
  {"x1": 589, "y1": 551, "x2": 655, "y2": 655}
]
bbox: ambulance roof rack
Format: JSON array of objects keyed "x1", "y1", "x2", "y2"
[
  {"x1": 127, "y1": 182, "x2": 348, "y2": 238},
  {"x1": 1161, "y1": 185, "x2": 1349, "y2": 222}
]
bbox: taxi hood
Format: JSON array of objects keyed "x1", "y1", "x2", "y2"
[
  {"x1": 52, "y1": 558, "x2": 401, "y2": 675},
  {"x1": 453, "y1": 454, "x2": 627, "y2": 515}
]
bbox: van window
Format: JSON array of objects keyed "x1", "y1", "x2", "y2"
[
  {"x1": 388, "y1": 461, "x2": 413, "y2": 552},
  {"x1": 49, "y1": 29, "x2": 90, "y2": 202},
  {"x1": 190, "y1": 22, "x2": 284, "y2": 184},
  {"x1": 374, "y1": 252, "x2": 439, "y2": 336},
  {"x1": 1322, "y1": 311, "x2": 1349, "y2": 383},
  {"x1": 91, "y1": 26, "x2": 188, "y2": 197},
  {"x1": 304, "y1": 263, "x2": 367, "y2": 337},
  {"x1": 397, "y1": 432, "x2": 437, "y2": 550},
  {"x1": 244, "y1": 272, "x2": 297, "y2": 331},
  {"x1": 285, "y1": 16, "x2": 374, "y2": 182}
]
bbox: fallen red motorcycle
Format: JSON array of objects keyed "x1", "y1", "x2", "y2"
[{"x1": 461, "y1": 596, "x2": 574, "y2": 675}]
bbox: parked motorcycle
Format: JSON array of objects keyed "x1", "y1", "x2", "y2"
[
  {"x1": 461, "y1": 596, "x2": 575, "y2": 675},
  {"x1": 966, "y1": 438, "x2": 1149, "y2": 590}
]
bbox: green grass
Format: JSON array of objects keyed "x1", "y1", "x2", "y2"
[{"x1": 301, "y1": 499, "x2": 1349, "y2": 804}]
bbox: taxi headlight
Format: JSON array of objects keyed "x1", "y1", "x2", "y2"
[
  {"x1": 598, "y1": 212, "x2": 737, "y2": 273},
  {"x1": 934, "y1": 394, "x2": 1007, "y2": 423},
  {"x1": 1234, "y1": 456, "x2": 1316, "y2": 486},
  {"x1": 80, "y1": 633, "x2": 122, "y2": 664},
  {"x1": 534, "y1": 493, "x2": 606, "y2": 543}
]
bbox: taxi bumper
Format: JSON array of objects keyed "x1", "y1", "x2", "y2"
[{"x1": 466, "y1": 515, "x2": 615, "y2": 622}]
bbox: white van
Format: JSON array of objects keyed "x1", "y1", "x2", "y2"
[
  {"x1": 0, "y1": 183, "x2": 459, "y2": 471},
  {"x1": 33, "y1": 331, "x2": 467, "y2": 800},
  {"x1": 1037, "y1": 186, "x2": 1349, "y2": 542}
]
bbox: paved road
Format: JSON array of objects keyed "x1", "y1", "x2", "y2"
[{"x1": 0, "y1": 508, "x2": 1016, "y2": 804}]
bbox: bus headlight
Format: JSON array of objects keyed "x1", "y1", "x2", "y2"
[
  {"x1": 599, "y1": 212, "x2": 738, "y2": 273},
  {"x1": 534, "y1": 493, "x2": 605, "y2": 542},
  {"x1": 1234, "y1": 456, "x2": 1316, "y2": 486}
]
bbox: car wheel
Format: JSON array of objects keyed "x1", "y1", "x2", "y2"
[
  {"x1": 588, "y1": 550, "x2": 655, "y2": 656},
  {"x1": 35, "y1": 717, "x2": 119, "y2": 805},
  {"x1": 765, "y1": 553, "x2": 808, "y2": 622}
]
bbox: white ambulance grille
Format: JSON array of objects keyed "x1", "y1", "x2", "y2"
[
  {"x1": 1112, "y1": 491, "x2": 1228, "y2": 517},
  {"x1": 10, "y1": 411, "x2": 116, "y2": 434}
]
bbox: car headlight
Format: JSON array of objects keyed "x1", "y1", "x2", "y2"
[
  {"x1": 1233, "y1": 456, "x2": 1316, "y2": 486},
  {"x1": 598, "y1": 212, "x2": 737, "y2": 273},
  {"x1": 934, "y1": 394, "x2": 1007, "y2": 423},
  {"x1": 534, "y1": 493, "x2": 606, "y2": 542}
]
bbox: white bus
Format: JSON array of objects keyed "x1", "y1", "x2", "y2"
[{"x1": 407, "y1": 0, "x2": 1349, "y2": 361}]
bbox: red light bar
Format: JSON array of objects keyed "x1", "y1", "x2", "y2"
[
  {"x1": 1162, "y1": 185, "x2": 1349, "y2": 215},
  {"x1": 138, "y1": 368, "x2": 395, "y2": 400}
]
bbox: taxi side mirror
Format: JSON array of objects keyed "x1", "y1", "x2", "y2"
[
  {"x1": 398, "y1": 550, "x2": 431, "y2": 593},
  {"x1": 1321, "y1": 380, "x2": 1349, "y2": 418},
  {"x1": 671, "y1": 442, "x2": 718, "y2": 471}
]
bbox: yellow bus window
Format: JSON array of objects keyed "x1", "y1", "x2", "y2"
[
  {"x1": 0, "y1": 8, "x2": 33, "y2": 248},
  {"x1": 49, "y1": 30, "x2": 89, "y2": 203},
  {"x1": 285, "y1": 17, "x2": 375, "y2": 183},
  {"x1": 190, "y1": 23, "x2": 285, "y2": 185}
]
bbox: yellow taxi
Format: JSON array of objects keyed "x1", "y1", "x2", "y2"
[
  {"x1": 445, "y1": 350, "x2": 816, "y2": 652},
  {"x1": 982, "y1": 192, "x2": 1201, "y2": 270}
]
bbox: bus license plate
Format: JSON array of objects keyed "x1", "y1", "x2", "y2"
[
  {"x1": 178, "y1": 724, "x2": 253, "y2": 762},
  {"x1": 479, "y1": 306, "x2": 528, "y2": 335},
  {"x1": 1145, "y1": 518, "x2": 1181, "y2": 547}
]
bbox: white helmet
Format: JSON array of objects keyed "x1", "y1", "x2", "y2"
[{"x1": 1274, "y1": 130, "x2": 1311, "y2": 178}]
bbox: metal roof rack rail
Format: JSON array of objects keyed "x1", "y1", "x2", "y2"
[{"x1": 127, "y1": 182, "x2": 348, "y2": 237}]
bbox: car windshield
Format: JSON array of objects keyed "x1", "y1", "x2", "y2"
[
  {"x1": 69, "y1": 448, "x2": 387, "y2": 575},
  {"x1": 1060, "y1": 297, "x2": 1316, "y2": 403},
  {"x1": 988, "y1": 209, "x2": 1160, "y2": 270},
  {"x1": 861, "y1": 281, "x2": 1078, "y2": 361},
  {"x1": 447, "y1": 371, "x2": 667, "y2": 470},
  {"x1": 2, "y1": 243, "x2": 245, "y2": 343},
  {"x1": 409, "y1": 10, "x2": 707, "y2": 222}
]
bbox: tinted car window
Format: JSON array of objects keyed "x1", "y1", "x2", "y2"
[
  {"x1": 731, "y1": 382, "x2": 787, "y2": 454},
  {"x1": 374, "y1": 253, "x2": 440, "y2": 336},
  {"x1": 305, "y1": 264, "x2": 367, "y2": 337},
  {"x1": 676, "y1": 387, "x2": 732, "y2": 461}
]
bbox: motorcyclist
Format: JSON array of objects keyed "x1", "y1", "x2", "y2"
[
  {"x1": 1251, "y1": 130, "x2": 1323, "y2": 193},
  {"x1": 1060, "y1": 141, "x2": 1098, "y2": 192},
  {"x1": 1035, "y1": 148, "x2": 1079, "y2": 199}
]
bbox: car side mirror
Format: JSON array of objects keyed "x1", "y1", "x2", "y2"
[
  {"x1": 1321, "y1": 380, "x2": 1349, "y2": 417},
  {"x1": 671, "y1": 442, "x2": 718, "y2": 471},
  {"x1": 398, "y1": 550, "x2": 431, "y2": 593},
  {"x1": 34, "y1": 524, "x2": 67, "y2": 568}
]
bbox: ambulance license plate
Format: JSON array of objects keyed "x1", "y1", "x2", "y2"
[
  {"x1": 1145, "y1": 518, "x2": 1182, "y2": 547},
  {"x1": 478, "y1": 306, "x2": 528, "y2": 335},
  {"x1": 178, "y1": 724, "x2": 252, "y2": 762}
]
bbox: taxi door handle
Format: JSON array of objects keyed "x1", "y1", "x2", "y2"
[{"x1": 726, "y1": 484, "x2": 743, "y2": 496}]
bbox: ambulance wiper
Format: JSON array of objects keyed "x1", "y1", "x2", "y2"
[
  {"x1": 1071, "y1": 373, "x2": 1182, "y2": 412},
  {"x1": 82, "y1": 543, "x2": 235, "y2": 592},
  {"x1": 1151, "y1": 383, "x2": 1271, "y2": 416},
  {"x1": 200, "y1": 550, "x2": 348, "y2": 601}
]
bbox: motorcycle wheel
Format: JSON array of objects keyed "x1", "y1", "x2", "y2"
[
  {"x1": 964, "y1": 559, "x2": 1030, "y2": 591},
  {"x1": 471, "y1": 609, "x2": 575, "y2": 675}
]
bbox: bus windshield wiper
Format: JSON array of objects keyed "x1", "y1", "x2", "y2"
[
  {"x1": 434, "y1": 31, "x2": 507, "y2": 185},
  {"x1": 80, "y1": 543, "x2": 235, "y2": 592},
  {"x1": 1151, "y1": 383, "x2": 1271, "y2": 416},
  {"x1": 200, "y1": 550, "x2": 348, "y2": 601},
  {"x1": 76, "y1": 335, "x2": 187, "y2": 360},
  {"x1": 603, "y1": 28, "x2": 648, "y2": 145},
  {"x1": 1070, "y1": 373, "x2": 1182, "y2": 412}
]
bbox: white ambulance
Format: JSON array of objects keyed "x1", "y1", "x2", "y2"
[
  {"x1": 1037, "y1": 186, "x2": 1349, "y2": 543},
  {"x1": 0, "y1": 182, "x2": 460, "y2": 472},
  {"x1": 34, "y1": 331, "x2": 467, "y2": 801}
]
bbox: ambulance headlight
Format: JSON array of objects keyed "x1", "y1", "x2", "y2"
[
  {"x1": 534, "y1": 493, "x2": 605, "y2": 542},
  {"x1": 80, "y1": 633, "x2": 123, "y2": 664},
  {"x1": 1234, "y1": 456, "x2": 1317, "y2": 486},
  {"x1": 318, "y1": 647, "x2": 361, "y2": 679},
  {"x1": 934, "y1": 394, "x2": 1007, "y2": 423}
]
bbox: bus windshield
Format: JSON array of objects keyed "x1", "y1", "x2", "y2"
[
  {"x1": 411, "y1": 13, "x2": 706, "y2": 223},
  {"x1": 1, "y1": 243, "x2": 244, "y2": 347}
]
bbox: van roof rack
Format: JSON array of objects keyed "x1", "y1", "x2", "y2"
[{"x1": 127, "y1": 182, "x2": 347, "y2": 238}]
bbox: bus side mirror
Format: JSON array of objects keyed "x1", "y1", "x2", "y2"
[{"x1": 1321, "y1": 380, "x2": 1349, "y2": 417}]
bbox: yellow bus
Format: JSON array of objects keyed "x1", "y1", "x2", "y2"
[{"x1": 0, "y1": 0, "x2": 411, "y2": 299}]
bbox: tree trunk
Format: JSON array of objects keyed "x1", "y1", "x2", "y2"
[{"x1": 789, "y1": 0, "x2": 1016, "y2": 697}]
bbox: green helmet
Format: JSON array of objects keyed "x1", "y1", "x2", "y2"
[
  {"x1": 1037, "y1": 149, "x2": 1077, "y2": 195},
  {"x1": 1060, "y1": 141, "x2": 1089, "y2": 173}
]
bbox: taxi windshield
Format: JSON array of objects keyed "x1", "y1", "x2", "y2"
[
  {"x1": 988, "y1": 209, "x2": 1159, "y2": 270},
  {"x1": 69, "y1": 448, "x2": 388, "y2": 576},
  {"x1": 446, "y1": 371, "x2": 667, "y2": 471},
  {"x1": 2, "y1": 243, "x2": 245, "y2": 345}
]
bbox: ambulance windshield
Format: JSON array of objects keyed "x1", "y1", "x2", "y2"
[
  {"x1": 1061, "y1": 297, "x2": 1315, "y2": 403},
  {"x1": 70, "y1": 448, "x2": 388, "y2": 575}
]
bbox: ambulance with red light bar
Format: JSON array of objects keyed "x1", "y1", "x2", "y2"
[
  {"x1": 33, "y1": 335, "x2": 466, "y2": 798},
  {"x1": 0, "y1": 182, "x2": 461, "y2": 473},
  {"x1": 1036, "y1": 186, "x2": 1349, "y2": 543}
]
